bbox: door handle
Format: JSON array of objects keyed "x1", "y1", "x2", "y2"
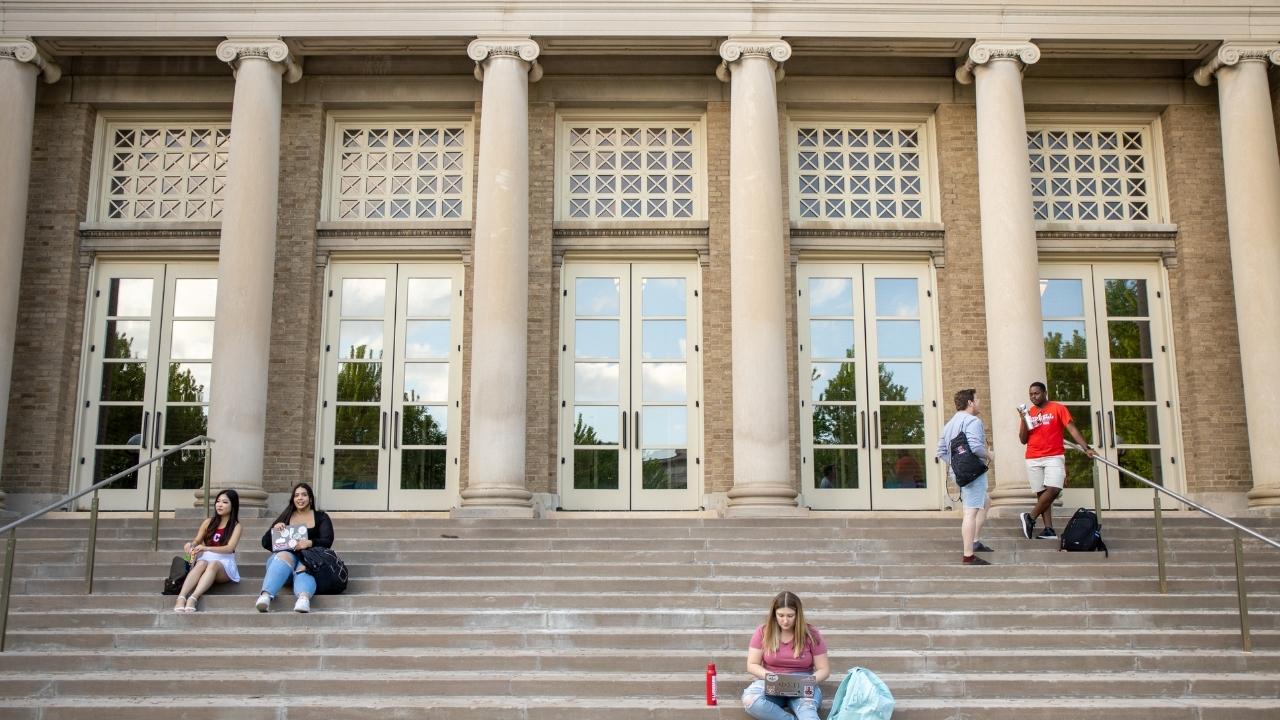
[
  {"x1": 1095, "y1": 410, "x2": 1103, "y2": 450},
  {"x1": 1107, "y1": 410, "x2": 1117, "y2": 449},
  {"x1": 141, "y1": 411, "x2": 150, "y2": 449},
  {"x1": 154, "y1": 411, "x2": 163, "y2": 449},
  {"x1": 380, "y1": 411, "x2": 388, "y2": 450},
  {"x1": 393, "y1": 411, "x2": 400, "y2": 449},
  {"x1": 873, "y1": 411, "x2": 880, "y2": 449},
  {"x1": 634, "y1": 410, "x2": 640, "y2": 448},
  {"x1": 860, "y1": 411, "x2": 867, "y2": 449},
  {"x1": 621, "y1": 411, "x2": 628, "y2": 450}
]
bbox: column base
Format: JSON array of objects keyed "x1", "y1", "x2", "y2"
[
  {"x1": 987, "y1": 484, "x2": 1037, "y2": 517},
  {"x1": 1246, "y1": 484, "x2": 1280, "y2": 510},
  {"x1": 451, "y1": 505, "x2": 537, "y2": 519},
  {"x1": 725, "y1": 484, "x2": 802, "y2": 517},
  {"x1": 457, "y1": 485, "x2": 534, "y2": 517}
]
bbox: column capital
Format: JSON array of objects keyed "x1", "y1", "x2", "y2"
[
  {"x1": 1194, "y1": 42, "x2": 1280, "y2": 87},
  {"x1": 0, "y1": 37, "x2": 61, "y2": 83},
  {"x1": 216, "y1": 37, "x2": 302, "y2": 83},
  {"x1": 955, "y1": 40, "x2": 1040, "y2": 85},
  {"x1": 717, "y1": 37, "x2": 791, "y2": 82},
  {"x1": 467, "y1": 36, "x2": 542, "y2": 82}
]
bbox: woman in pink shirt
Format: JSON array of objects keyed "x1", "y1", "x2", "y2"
[{"x1": 743, "y1": 591, "x2": 830, "y2": 720}]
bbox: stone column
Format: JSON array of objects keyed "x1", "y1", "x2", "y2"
[
  {"x1": 204, "y1": 38, "x2": 301, "y2": 512},
  {"x1": 1195, "y1": 43, "x2": 1280, "y2": 510},
  {"x1": 0, "y1": 39, "x2": 59, "y2": 511},
  {"x1": 455, "y1": 37, "x2": 541, "y2": 517},
  {"x1": 956, "y1": 41, "x2": 1046, "y2": 510},
  {"x1": 717, "y1": 37, "x2": 802, "y2": 516}
]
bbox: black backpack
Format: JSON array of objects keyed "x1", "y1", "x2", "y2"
[
  {"x1": 947, "y1": 425, "x2": 987, "y2": 487},
  {"x1": 162, "y1": 556, "x2": 190, "y2": 595},
  {"x1": 299, "y1": 546, "x2": 349, "y2": 595},
  {"x1": 1060, "y1": 507, "x2": 1109, "y2": 557}
]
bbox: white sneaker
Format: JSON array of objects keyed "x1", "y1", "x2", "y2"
[
  {"x1": 294, "y1": 595, "x2": 311, "y2": 613},
  {"x1": 255, "y1": 592, "x2": 271, "y2": 613}
]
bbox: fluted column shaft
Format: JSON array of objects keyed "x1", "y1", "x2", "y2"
[
  {"x1": 0, "y1": 40, "x2": 59, "y2": 510},
  {"x1": 205, "y1": 39, "x2": 300, "y2": 511},
  {"x1": 719, "y1": 38, "x2": 802, "y2": 516},
  {"x1": 958, "y1": 42, "x2": 1046, "y2": 509},
  {"x1": 1196, "y1": 43, "x2": 1280, "y2": 509},
  {"x1": 457, "y1": 38, "x2": 540, "y2": 517}
]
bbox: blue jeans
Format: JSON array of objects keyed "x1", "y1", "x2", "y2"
[
  {"x1": 261, "y1": 552, "x2": 317, "y2": 598},
  {"x1": 742, "y1": 679, "x2": 822, "y2": 720}
]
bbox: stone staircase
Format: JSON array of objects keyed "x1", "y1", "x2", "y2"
[{"x1": 0, "y1": 514, "x2": 1278, "y2": 719}]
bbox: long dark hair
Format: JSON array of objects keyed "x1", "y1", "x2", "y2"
[
  {"x1": 200, "y1": 488, "x2": 239, "y2": 544},
  {"x1": 272, "y1": 482, "x2": 317, "y2": 526}
]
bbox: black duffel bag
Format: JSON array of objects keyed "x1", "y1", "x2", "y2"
[{"x1": 299, "y1": 546, "x2": 348, "y2": 595}]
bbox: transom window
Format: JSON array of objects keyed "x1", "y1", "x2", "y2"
[
  {"x1": 558, "y1": 120, "x2": 705, "y2": 221},
  {"x1": 1028, "y1": 127, "x2": 1156, "y2": 223},
  {"x1": 325, "y1": 120, "x2": 473, "y2": 222},
  {"x1": 95, "y1": 122, "x2": 231, "y2": 222},
  {"x1": 791, "y1": 122, "x2": 932, "y2": 222}
]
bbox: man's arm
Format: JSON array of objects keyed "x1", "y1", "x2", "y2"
[
  {"x1": 1065, "y1": 420, "x2": 1097, "y2": 457},
  {"x1": 1017, "y1": 410, "x2": 1029, "y2": 445}
]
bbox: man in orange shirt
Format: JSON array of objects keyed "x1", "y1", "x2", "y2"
[{"x1": 1017, "y1": 381, "x2": 1096, "y2": 540}]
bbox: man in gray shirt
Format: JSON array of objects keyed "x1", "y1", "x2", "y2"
[{"x1": 937, "y1": 388, "x2": 993, "y2": 565}]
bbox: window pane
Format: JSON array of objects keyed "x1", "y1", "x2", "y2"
[
  {"x1": 161, "y1": 449, "x2": 206, "y2": 490},
  {"x1": 814, "y1": 448, "x2": 858, "y2": 489},
  {"x1": 641, "y1": 363, "x2": 686, "y2": 402},
  {"x1": 169, "y1": 321, "x2": 214, "y2": 360},
  {"x1": 641, "y1": 320, "x2": 686, "y2": 360},
  {"x1": 876, "y1": 321, "x2": 921, "y2": 358},
  {"x1": 107, "y1": 278, "x2": 153, "y2": 317},
  {"x1": 879, "y1": 363, "x2": 922, "y2": 401},
  {"x1": 881, "y1": 449, "x2": 926, "y2": 489},
  {"x1": 1114, "y1": 405, "x2": 1160, "y2": 446},
  {"x1": 338, "y1": 320, "x2": 384, "y2": 360},
  {"x1": 808, "y1": 278, "x2": 854, "y2": 316},
  {"x1": 574, "y1": 449, "x2": 619, "y2": 490},
  {"x1": 1118, "y1": 448, "x2": 1163, "y2": 488},
  {"x1": 101, "y1": 362, "x2": 147, "y2": 401},
  {"x1": 1104, "y1": 279, "x2": 1149, "y2": 317},
  {"x1": 333, "y1": 449, "x2": 378, "y2": 490},
  {"x1": 1107, "y1": 321, "x2": 1153, "y2": 359},
  {"x1": 402, "y1": 405, "x2": 447, "y2": 446},
  {"x1": 641, "y1": 278, "x2": 686, "y2": 316},
  {"x1": 105, "y1": 321, "x2": 149, "y2": 359},
  {"x1": 95, "y1": 406, "x2": 144, "y2": 446},
  {"x1": 811, "y1": 362, "x2": 856, "y2": 402},
  {"x1": 812, "y1": 405, "x2": 858, "y2": 446},
  {"x1": 641, "y1": 449, "x2": 688, "y2": 490},
  {"x1": 341, "y1": 278, "x2": 386, "y2": 316},
  {"x1": 172, "y1": 279, "x2": 217, "y2": 317},
  {"x1": 573, "y1": 406, "x2": 618, "y2": 446},
  {"x1": 1111, "y1": 363, "x2": 1157, "y2": 402},
  {"x1": 403, "y1": 363, "x2": 448, "y2": 403},
  {"x1": 95, "y1": 448, "x2": 140, "y2": 489},
  {"x1": 576, "y1": 278, "x2": 620, "y2": 316},
  {"x1": 641, "y1": 406, "x2": 687, "y2": 447},
  {"x1": 406, "y1": 278, "x2": 452, "y2": 317},
  {"x1": 400, "y1": 449, "x2": 446, "y2": 490},
  {"x1": 810, "y1": 320, "x2": 855, "y2": 359},
  {"x1": 334, "y1": 406, "x2": 380, "y2": 446},
  {"x1": 164, "y1": 406, "x2": 208, "y2": 445},
  {"x1": 1039, "y1": 279, "x2": 1084, "y2": 317},
  {"x1": 404, "y1": 321, "x2": 450, "y2": 360},
  {"x1": 575, "y1": 320, "x2": 619, "y2": 359},
  {"x1": 1046, "y1": 362, "x2": 1090, "y2": 403},
  {"x1": 874, "y1": 279, "x2": 918, "y2": 317},
  {"x1": 168, "y1": 363, "x2": 211, "y2": 402},
  {"x1": 574, "y1": 363, "x2": 619, "y2": 402},
  {"x1": 879, "y1": 406, "x2": 925, "y2": 445},
  {"x1": 1044, "y1": 321, "x2": 1088, "y2": 359}
]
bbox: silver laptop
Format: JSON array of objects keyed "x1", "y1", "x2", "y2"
[{"x1": 765, "y1": 672, "x2": 817, "y2": 698}]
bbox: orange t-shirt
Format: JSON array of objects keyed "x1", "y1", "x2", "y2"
[{"x1": 1025, "y1": 401, "x2": 1072, "y2": 459}]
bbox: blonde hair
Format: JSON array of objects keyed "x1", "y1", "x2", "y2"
[{"x1": 761, "y1": 591, "x2": 813, "y2": 659}]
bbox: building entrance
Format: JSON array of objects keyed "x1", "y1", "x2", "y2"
[{"x1": 559, "y1": 262, "x2": 702, "y2": 510}]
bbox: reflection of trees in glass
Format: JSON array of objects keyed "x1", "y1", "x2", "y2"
[
  {"x1": 642, "y1": 451, "x2": 687, "y2": 490},
  {"x1": 1105, "y1": 280, "x2": 1159, "y2": 486},
  {"x1": 168, "y1": 363, "x2": 207, "y2": 403},
  {"x1": 102, "y1": 331, "x2": 147, "y2": 401},
  {"x1": 878, "y1": 365, "x2": 923, "y2": 445},
  {"x1": 811, "y1": 361, "x2": 858, "y2": 446},
  {"x1": 403, "y1": 406, "x2": 446, "y2": 446},
  {"x1": 337, "y1": 344, "x2": 382, "y2": 402},
  {"x1": 574, "y1": 413, "x2": 604, "y2": 446},
  {"x1": 1044, "y1": 329, "x2": 1088, "y2": 360},
  {"x1": 574, "y1": 449, "x2": 618, "y2": 490}
]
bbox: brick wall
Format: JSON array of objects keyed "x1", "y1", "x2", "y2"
[
  {"x1": 260, "y1": 104, "x2": 325, "y2": 494},
  {"x1": 2, "y1": 101, "x2": 95, "y2": 496},
  {"x1": 702, "y1": 101, "x2": 734, "y2": 494},
  {"x1": 527, "y1": 102, "x2": 556, "y2": 495},
  {"x1": 1161, "y1": 104, "x2": 1252, "y2": 494}
]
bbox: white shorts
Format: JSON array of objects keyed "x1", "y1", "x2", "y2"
[
  {"x1": 196, "y1": 550, "x2": 241, "y2": 583},
  {"x1": 1026, "y1": 456, "x2": 1066, "y2": 492}
]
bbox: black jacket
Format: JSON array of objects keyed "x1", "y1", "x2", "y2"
[{"x1": 260, "y1": 510, "x2": 335, "y2": 552}]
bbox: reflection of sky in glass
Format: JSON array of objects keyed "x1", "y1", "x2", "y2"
[
  {"x1": 403, "y1": 363, "x2": 448, "y2": 402},
  {"x1": 642, "y1": 363, "x2": 686, "y2": 401},
  {"x1": 173, "y1": 279, "x2": 217, "y2": 317},
  {"x1": 106, "y1": 321, "x2": 149, "y2": 359},
  {"x1": 168, "y1": 363, "x2": 211, "y2": 402},
  {"x1": 642, "y1": 321, "x2": 685, "y2": 360},
  {"x1": 575, "y1": 320, "x2": 619, "y2": 359},
  {"x1": 339, "y1": 320, "x2": 384, "y2": 359},
  {"x1": 811, "y1": 362, "x2": 856, "y2": 402},
  {"x1": 642, "y1": 406, "x2": 687, "y2": 446},
  {"x1": 576, "y1": 278, "x2": 620, "y2": 316},
  {"x1": 879, "y1": 362, "x2": 923, "y2": 401},
  {"x1": 406, "y1": 278, "x2": 451, "y2": 317},
  {"x1": 574, "y1": 406, "x2": 618, "y2": 444},
  {"x1": 1040, "y1": 279, "x2": 1084, "y2": 317},
  {"x1": 575, "y1": 362, "x2": 619, "y2": 401},
  {"x1": 809, "y1": 278, "x2": 854, "y2": 316},
  {"x1": 341, "y1": 278, "x2": 386, "y2": 316},
  {"x1": 810, "y1": 320, "x2": 855, "y2": 359},
  {"x1": 405, "y1": 321, "x2": 449, "y2": 359},
  {"x1": 170, "y1": 321, "x2": 214, "y2": 360},
  {"x1": 876, "y1": 320, "x2": 920, "y2": 358},
  {"x1": 1043, "y1": 321, "x2": 1088, "y2": 359},
  {"x1": 109, "y1": 278, "x2": 153, "y2": 317},
  {"x1": 641, "y1": 278, "x2": 685, "y2": 317},
  {"x1": 874, "y1": 279, "x2": 918, "y2": 317}
]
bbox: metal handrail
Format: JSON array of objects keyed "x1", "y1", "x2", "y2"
[
  {"x1": 0, "y1": 434, "x2": 213, "y2": 652},
  {"x1": 1068, "y1": 441, "x2": 1279, "y2": 652}
]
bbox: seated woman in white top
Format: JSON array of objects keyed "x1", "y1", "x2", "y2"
[{"x1": 173, "y1": 488, "x2": 243, "y2": 613}]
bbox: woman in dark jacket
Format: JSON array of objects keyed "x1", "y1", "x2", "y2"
[{"x1": 254, "y1": 482, "x2": 333, "y2": 613}]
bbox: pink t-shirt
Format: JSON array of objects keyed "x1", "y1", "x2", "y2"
[{"x1": 749, "y1": 624, "x2": 827, "y2": 674}]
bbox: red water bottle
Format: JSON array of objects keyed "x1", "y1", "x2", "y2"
[{"x1": 705, "y1": 662, "x2": 718, "y2": 705}]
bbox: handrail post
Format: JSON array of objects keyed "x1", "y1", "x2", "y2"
[
  {"x1": 0, "y1": 528, "x2": 16, "y2": 652},
  {"x1": 202, "y1": 447, "x2": 212, "y2": 517},
  {"x1": 1233, "y1": 531, "x2": 1252, "y2": 653},
  {"x1": 1153, "y1": 490, "x2": 1167, "y2": 594},
  {"x1": 150, "y1": 460, "x2": 164, "y2": 552},
  {"x1": 85, "y1": 491, "x2": 100, "y2": 594}
]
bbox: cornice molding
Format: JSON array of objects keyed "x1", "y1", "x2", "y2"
[
  {"x1": 467, "y1": 37, "x2": 542, "y2": 82},
  {"x1": 1193, "y1": 42, "x2": 1280, "y2": 86},
  {"x1": 955, "y1": 40, "x2": 1040, "y2": 85},
  {"x1": 79, "y1": 228, "x2": 222, "y2": 240},
  {"x1": 553, "y1": 227, "x2": 708, "y2": 239},
  {"x1": 717, "y1": 37, "x2": 791, "y2": 83},
  {"x1": 216, "y1": 37, "x2": 303, "y2": 83},
  {"x1": 317, "y1": 227, "x2": 471, "y2": 240},
  {"x1": 0, "y1": 37, "x2": 61, "y2": 83}
]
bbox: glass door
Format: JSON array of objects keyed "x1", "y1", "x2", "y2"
[
  {"x1": 560, "y1": 262, "x2": 702, "y2": 511},
  {"x1": 1040, "y1": 263, "x2": 1179, "y2": 509},
  {"x1": 76, "y1": 262, "x2": 217, "y2": 510},
  {"x1": 319, "y1": 262, "x2": 463, "y2": 511},
  {"x1": 798, "y1": 263, "x2": 939, "y2": 510}
]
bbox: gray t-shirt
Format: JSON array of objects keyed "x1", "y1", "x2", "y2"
[{"x1": 937, "y1": 411, "x2": 988, "y2": 470}]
